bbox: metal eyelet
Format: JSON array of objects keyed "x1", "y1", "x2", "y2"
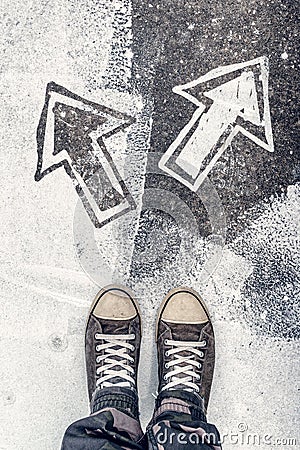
[
  {"x1": 164, "y1": 339, "x2": 169, "y2": 345},
  {"x1": 165, "y1": 363, "x2": 169, "y2": 369}
]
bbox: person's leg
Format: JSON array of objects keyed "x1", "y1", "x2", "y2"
[
  {"x1": 147, "y1": 287, "x2": 222, "y2": 449},
  {"x1": 61, "y1": 286, "x2": 145, "y2": 450}
]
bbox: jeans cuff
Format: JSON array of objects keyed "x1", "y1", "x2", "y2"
[{"x1": 91, "y1": 387, "x2": 139, "y2": 419}]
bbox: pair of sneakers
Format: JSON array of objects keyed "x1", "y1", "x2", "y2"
[{"x1": 86, "y1": 285, "x2": 215, "y2": 418}]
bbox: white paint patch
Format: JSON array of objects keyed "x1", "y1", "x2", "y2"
[
  {"x1": 159, "y1": 56, "x2": 274, "y2": 192},
  {"x1": 77, "y1": 0, "x2": 151, "y2": 287},
  {"x1": 0, "y1": 1, "x2": 150, "y2": 448}
]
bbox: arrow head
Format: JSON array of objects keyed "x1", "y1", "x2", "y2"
[
  {"x1": 203, "y1": 71, "x2": 261, "y2": 126},
  {"x1": 35, "y1": 82, "x2": 136, "y2": 228},
  {"x1": 52, "y1": 102, "x2": 107, "y2": 156},
  {"x1": 36, "y1": 82, "x2": 135, "y2": 180},
  {"x1": 174, "y1": 56, "x2": 274, "y2": 153},
  {"x1": 159, "y1": 57, "x2": 275, "y2": 192}
]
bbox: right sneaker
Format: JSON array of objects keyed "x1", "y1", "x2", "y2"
[
  {"x1": 85, "y1": 285, "x2": 141, "y2": 418},
  {"x1": 156, "y1": 287, "x2": 215, "y2": 412}
]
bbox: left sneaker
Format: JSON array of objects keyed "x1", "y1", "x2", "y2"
[{"x1": 85, "y1": 285, "x2": 141, "y2": 417}]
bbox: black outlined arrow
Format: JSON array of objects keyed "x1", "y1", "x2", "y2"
[
  {"x1": 159, "y1": 56, "x2": 274, "y2": 192},
  {"x1": 35, "y1": 82, "x2": 136, "y2": 228}
]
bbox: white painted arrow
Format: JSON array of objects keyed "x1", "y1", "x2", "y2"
[
  {"x1": 35, "y1": 82, "x2": 136, "y2": 228},
  {"x1": 159, "y1": 56, "x2": 274, "y2": 192}
]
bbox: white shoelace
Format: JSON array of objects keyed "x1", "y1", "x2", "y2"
[
  {"x1": 162, "y1": 339, "x2": 206, "y2": 392},
  {"x1": 95, "y1": 333, "x2": 136, "y2": 388}
]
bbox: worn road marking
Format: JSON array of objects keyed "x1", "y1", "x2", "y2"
[
  {"x1": 159, "y1": 56, "x2": 274, "y2": 192},
  {"x1": 35, "y1": 82, "x2": 136, "y2": 227}
]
